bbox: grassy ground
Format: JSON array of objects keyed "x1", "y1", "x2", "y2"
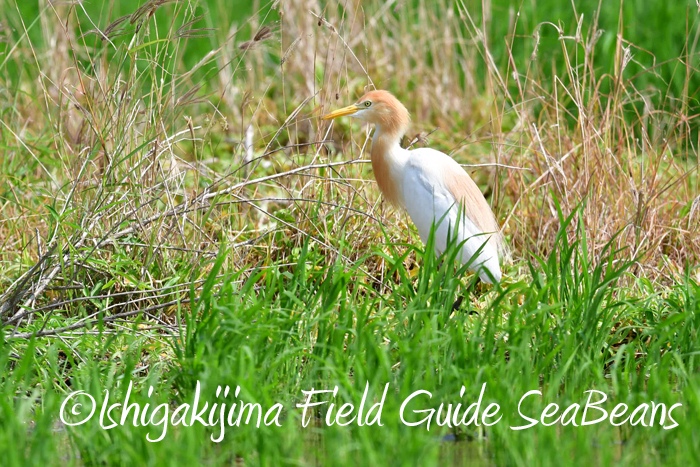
[{"x1": 1, "y1": 0, "x2": 699, "y2": 465}]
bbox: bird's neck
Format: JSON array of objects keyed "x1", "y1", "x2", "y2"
[{"x1": 370, "y1": 126, "x2": 408, "y2": 207}]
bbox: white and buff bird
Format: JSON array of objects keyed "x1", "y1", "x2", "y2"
[{"x1": 323, "y1": 90, "x2": 505, "y2": 283}]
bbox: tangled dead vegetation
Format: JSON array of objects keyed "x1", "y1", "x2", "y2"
[{"x1": 0, "y1": 0, "x2": 697, "y2": 339}]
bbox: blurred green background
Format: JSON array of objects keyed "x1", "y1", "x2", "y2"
[{"x1": 4, "y1": 0, "x2": 699, "y2": 97}]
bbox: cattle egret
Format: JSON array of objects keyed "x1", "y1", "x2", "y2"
[{"x1": 323, "y1": 90, "x2": 505, "y2": 283}]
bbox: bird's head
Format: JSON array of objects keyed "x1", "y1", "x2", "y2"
[{"x1": 322, "y1": 90, "x2": 410, "y2": 137}]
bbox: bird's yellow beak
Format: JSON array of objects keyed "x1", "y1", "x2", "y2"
[{"x1": 322, "y1": 104, "x2": 360, "y2": 120}]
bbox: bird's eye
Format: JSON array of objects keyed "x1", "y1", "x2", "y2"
[{"x1": 364, "y1": 101, "x2": 372, "y2": 107}]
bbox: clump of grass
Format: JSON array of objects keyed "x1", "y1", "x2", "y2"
[
  {"x1": 2, "y1": 209, "x2": 699, "y2": 466},
  {"x1": 0, "y1": 0, "x2": 698, "y2": 464},
  {"x1": 2, "y1": 0, "x2": 696, "y2": 338}
]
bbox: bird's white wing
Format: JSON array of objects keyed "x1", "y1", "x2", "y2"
[{"x1": 401, "y1": 148, "x2": 502, "y2": 283}]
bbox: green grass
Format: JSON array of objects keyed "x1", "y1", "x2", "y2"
[
  {"x1": 2, "y1": 210, "x2": 700, "y2": 466},
  {"x1": 1, "y1": 0, "x2": 699, "y2": 465}
]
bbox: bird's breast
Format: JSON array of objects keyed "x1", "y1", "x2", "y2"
[{"x1": 370, "y1": 135, "x2": 407, "y2": 207}]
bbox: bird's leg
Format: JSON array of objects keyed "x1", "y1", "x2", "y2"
[
  {"x1": 451, "y1": 275, "x2": 486, "y2": 314},
  {"x1": 407, "y1": 260, "x2": 420, "y2": 279},
  {"x1": 434, "y1": 251, "x2": 447, "y2": 273},
  {"x1": 474, "y1": 278, "x2": 490, "y2": 296},
  {"x1": 449, "y1": 273, "x2": 473, "y2": 313}
]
